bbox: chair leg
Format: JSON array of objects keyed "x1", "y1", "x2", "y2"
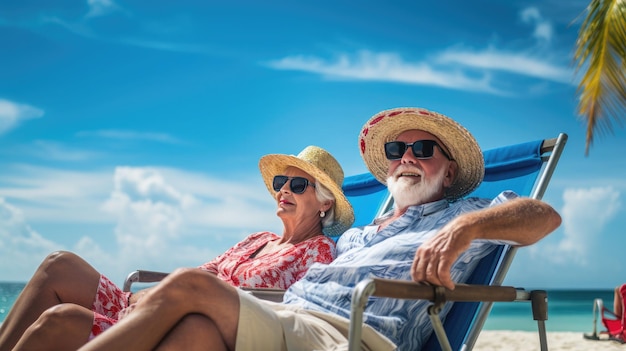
[
  {"x1": 427, "y1": 304, "x2": 452, "y2": 351},
  {"x1": 348, "y1": 279, "x2": 376, "y2": 351},
  {"x1": 531, "y1": 290, "x2": 549, "y2": 351},
  {"x1": 583, "y1": 298, "x2": 606, "y2": 340}
]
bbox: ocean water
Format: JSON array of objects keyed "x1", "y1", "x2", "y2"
[
  {"x1": 0, "y1": 282, "x2": 612, "y2": 334},
  {"x1": 0, "y1": 282, "x2": 26, "y2": 323},
  {"x1": 484, "y1": 289, "x2": 613, "y2": 333}
]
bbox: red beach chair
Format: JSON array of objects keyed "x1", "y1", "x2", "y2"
[{"x1": 584, "y1": 283, "x2": 626, "y2": 343}]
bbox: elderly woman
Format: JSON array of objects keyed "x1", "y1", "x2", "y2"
[{"x1": 0, "y1": 145, "x2": 354, "y2": 351}]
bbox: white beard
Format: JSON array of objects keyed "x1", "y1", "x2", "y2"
[{"x1": 387, "y1": 165, "x2": 447, "y2": 209}]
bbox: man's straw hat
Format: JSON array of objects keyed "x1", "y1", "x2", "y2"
[
  {"x1": 259, "y1": 145, "x2": 354, "y2": 236},
  {"x1": 358, "y1": 107, "x2": 484, "y2": 199}
]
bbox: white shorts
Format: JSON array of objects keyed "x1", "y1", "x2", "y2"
[{"x1": 235, "y1": 289, "x2": 396, "y2": 351}]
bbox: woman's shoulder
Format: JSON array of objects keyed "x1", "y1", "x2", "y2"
[
  {"x1": 246, "y1": 231, "x2": 280, "y2": 240},
  {"x1": 295, "y1": 235, "x2": 336, "y2": 262},
  {"x1": 293, "y1": 235, "x2": 336, "y2": 254},
  {"x1": 307, "y1": 234, "x2": 336, "y2": 246}
]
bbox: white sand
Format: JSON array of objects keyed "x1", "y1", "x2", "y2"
[{"x1": 474, "y1": 331, "x2": 625, "y2": 350}]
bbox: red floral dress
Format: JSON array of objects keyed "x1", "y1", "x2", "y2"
[
  {"x1": 198, "y1": 231, "x2": 336, "y2": 289},
  {"x1": 88, "y1": 232, "x2": 335, "y2": 339}
]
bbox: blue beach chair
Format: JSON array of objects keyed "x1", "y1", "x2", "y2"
[{"x1": 348, "y1": 132, "x2": 568, "y2": 351}]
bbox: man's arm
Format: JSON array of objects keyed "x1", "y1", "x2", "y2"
[{"x1": 411, "y1": 197, "x2": 561, "y2": 289}]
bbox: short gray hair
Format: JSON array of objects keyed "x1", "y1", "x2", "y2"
[{"x1": 314, "y1": 181, "x2": 336, "y2": 229}]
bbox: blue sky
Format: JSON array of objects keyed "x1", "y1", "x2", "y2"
[{"x1": 1, "y1": 0, "x2": 624, "y2": 290}]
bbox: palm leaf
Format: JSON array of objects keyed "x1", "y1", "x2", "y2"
[{"x1": 574, "y1": 0, "x2": 626, "y2": 155}]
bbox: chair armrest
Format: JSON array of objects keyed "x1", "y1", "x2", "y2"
[
  {"x1": 123, "y1": 270, "x2": 286, "y2": 303},
  {"x1": 123, "y1": 270, "x2": 170, "y2": 292},
  {"x1": 349, "y1": 278, "x2": 547, "y2": 351},
  {"x1": 241, "y1": 287, "x2": 286, "y2": 303},
  {"x1": 369, "y1": 278, "x2": 521, "y2": 301}
]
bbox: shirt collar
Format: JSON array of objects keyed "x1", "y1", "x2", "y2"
[
  {"x1": 375, "y1": 198, "x2": 449, "y2": 224},
  {"x1": 420, "y1": 199, "x2": 450, "y2": 216}
]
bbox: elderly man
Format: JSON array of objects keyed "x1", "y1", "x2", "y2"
[{"x1": 78, "y1": 107, "x2": 561, "y2": 351}]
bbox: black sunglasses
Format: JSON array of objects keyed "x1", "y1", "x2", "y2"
[
  {"x1": 384, "y1": 140, "x2": 452, "y2": 160},
  {"x1": 272, "y1": 175, "x2": 316, "y2": 194}
]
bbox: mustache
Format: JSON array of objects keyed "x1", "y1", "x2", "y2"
[{"x1": 391, "y1": 165, "x2": 424, "y2": 178}]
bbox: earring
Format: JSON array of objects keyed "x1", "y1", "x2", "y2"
[{"x1": 320, "y1": 211, "x2": 325, "y2": 218}]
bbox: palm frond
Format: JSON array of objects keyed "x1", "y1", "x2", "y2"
[{"x1": 574, "y1": 0, "x2": 626, "y2": 155}]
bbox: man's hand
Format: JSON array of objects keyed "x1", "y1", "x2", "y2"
[{"x1": 410, "y1": 216, "x2": 475, "y2": 290}]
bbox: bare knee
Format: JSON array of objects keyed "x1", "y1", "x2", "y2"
[
  {"x1": 15, "y1": 304, "x2": 93, "y2": 350},
  {"x1": 38, "y1": 304, "x2": 92, "y2": 333},
  {"x1": 145, "y1": 270, "x2": 238, "y2": 351},
  {"x1": 165, "y1": 268, "x2": 221, "y2": 291},
  {"x1": 39, "y1": 251, "x2": 85, "y2": 274},
  {"x1": 157, "y1": 269, "x2": 230, "y2": 305}
]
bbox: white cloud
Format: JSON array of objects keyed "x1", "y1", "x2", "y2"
[
  {"x1": 267, "y1": 45, "x2": 572, "y2": 95},
  {"x1": 102, "y1": 167, "x2": 278, "y2": 246},
  {"x1": 534, "y1": 22, "x2": 553, "y2": 42},
  {"x1": 267, "y1": 50, "x2": 502, "y2": 94},
  {"x1": 11, "y1": 140, "x2": 101, "y2": 161},
  {"x1": 549, "y1": 187, "x2": 621, "y2": 264},
  {"x1": 103, "y1": 167, "x2": 192, "y2": 253},
  {"x1": 118, "y1": 38, "x2": 214, "y2": 54},
  {"x1": 520, "y1": 7, "x2": 554, "y2": 43},
  {"x1": 107, "y1": 167, "x2": 195, "y2": 207},
  {"x1": 0, "y1": 198, "x2": 63, "y2": 281},
  {"x1": 0, "y1": 165, "x2": 114, "y2": 223},
  {"x1": 0, "y1": 99, "x2": 44, "y2": 135},
  {"x1": 435, "y1": 48, "x2": 572, "y2": 84},
  {"x1": 155, "y1": 167, "x2": 279, "y2": 229},
  {"x1": 85, "y1": 0, "x2": 121, "y2": 18},
  {"x1": 76, "y1": 130, "x2": 183, "y2": 144},
  {"x1": 98, "y1": 166, "x2": 279, "y2": 280}
]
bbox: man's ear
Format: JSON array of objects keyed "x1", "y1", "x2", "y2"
[{"x1": 443, "y1": 161, "x2": 458, "y2": 188}]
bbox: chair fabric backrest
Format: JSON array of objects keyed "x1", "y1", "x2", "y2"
[
  {"x1": 341, "y1": 139, "x2": 544, "y2": 231},
  {"x1": 422, "y1": 138, "x2": 547, "y2": 350},
  {"x1": 341, "y1": 172, "x2": 388, "y2": 228}
]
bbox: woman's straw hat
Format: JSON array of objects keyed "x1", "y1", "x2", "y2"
[
  {"x1": 358, "y1": 107, "x2": 484, "y2": 199},
  {"x1": 259, "y1": 145, "x2": 355, "y2": 236}
]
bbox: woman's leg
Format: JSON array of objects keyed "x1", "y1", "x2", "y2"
[
  {"x1": 155, "y1": 314, "x2": 228, "y2": 351},
  {"x1": 615, "y1": 284, "x2": 625, "y2": 318},
  {"x1": 619, "y1": 284, "x2": 626, "y2": 335},
  {"x1": 0, "y1": 251, "x2": 102, "y2": 351},
  {"x1": 13, "y1": 304, "x2": 94, "y2": 351},
  {"x1": 78, "y1": 268, "x2": 240, "y2": 351}
]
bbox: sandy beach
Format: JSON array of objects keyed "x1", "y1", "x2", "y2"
[{"x1": 474, "y1": 331, "x2": 625, "y2": 350}]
